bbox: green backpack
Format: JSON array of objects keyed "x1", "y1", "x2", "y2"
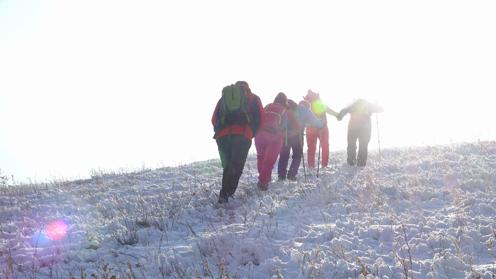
[{"x1": 215, "y1": 84, "x2": 251, "y2": 132}]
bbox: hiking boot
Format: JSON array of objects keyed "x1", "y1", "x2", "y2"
[
  {"x1": 278, "y1": 176, "x2": 286, "y2": 182},
  {"x1": 218, "y1": 196, "x2": 228, "y2": 204},
  {"x1": 287, "y1": 176, "x2": 297, "y2": 181}
]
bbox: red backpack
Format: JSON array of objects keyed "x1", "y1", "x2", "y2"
[{"x1": 262, "y1": 103, "x2": 286, "y2": 133}]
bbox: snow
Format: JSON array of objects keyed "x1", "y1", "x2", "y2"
[{"x1": 1, "y1": 142, "x2": 495, "y2": 278}]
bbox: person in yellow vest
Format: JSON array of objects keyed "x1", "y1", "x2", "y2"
[{"x1": 303, "y1": 90, "x2": 340, "y2": 169}]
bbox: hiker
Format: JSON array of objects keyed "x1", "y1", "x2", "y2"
[
  {"x1": 212, "y1": 81, "x2": 264, "y2": 203},
  {"x1": 277, "y1": 99, "x2": 324, "y2": 181},
  {"x1": 304, "y1": 90, "x2": 340, "y2": 169},
  {"x1": 255, "y1": 92, "x2": 288, "y2": 190},
  {"x1": 337, "y1": 99, "x2": 383, "y2": 166}
]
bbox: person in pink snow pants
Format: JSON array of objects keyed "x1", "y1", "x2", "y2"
[{"x1": 255, "y1": 92, "x2": 288, "y2": 190}]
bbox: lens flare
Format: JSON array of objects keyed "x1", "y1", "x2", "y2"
[
  {"x1": 311, "y1": 100, "x2": 326, "y2": 115},
  {"x1": 45, "y1": 220, "x2": 68, "y2": 241},
  {"x1": 31, "y1": 230, "x2": 51, "y2": 246}
]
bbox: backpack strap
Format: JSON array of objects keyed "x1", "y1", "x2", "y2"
[
  {"x1": 281, "y1": 108, "x2": 287, "y2": 145},
  {"x1": 241, "y1": 90, "x2": 251, "y2": 124}
]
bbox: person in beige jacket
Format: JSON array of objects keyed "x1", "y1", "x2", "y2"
[{"x1": 338, "y1": 99, "x2": 383, "y2": 166}]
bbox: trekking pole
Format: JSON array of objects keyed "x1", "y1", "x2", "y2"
[
  {"x1": 317, "y1": 139, "x2": 321, "y2": 178},
  {"x1": 301, "y1": 132, "x2": 307, "y2": 182},
  {"x1": 376, "y1": 113, "x2": 382, "y2": 160}
]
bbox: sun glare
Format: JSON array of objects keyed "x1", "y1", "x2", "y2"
[{"x1": 45, "y1": 220, "x2": 69, "y2": 241}]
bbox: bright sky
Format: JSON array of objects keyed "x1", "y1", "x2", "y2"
[{"x1": 1, "y1": 0, "x2": 495, "y2": 183}]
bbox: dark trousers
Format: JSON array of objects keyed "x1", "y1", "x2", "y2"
[
  {"x1": 278, "y1": 134, "x2": 303, "y2": 179},
  {"x1": 216, "y1": 135, "x2": 252, "y2": 199},
  {"x1": 347, "y1": 120, "x2": 371, "y2": 166}
]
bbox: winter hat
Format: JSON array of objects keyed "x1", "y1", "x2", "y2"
[
  {"x1": 235, "y1": 81, "x2": 251, "y2": 94},
  {"x1": 287, "y1": 99, "x2": 297, "y2": 110},
  {"x1": 304, "y1": 89, "x2": 320, "y2": 102},
  {"x1": 299, "y1": 100, "x2": 311, "y2": 109},
  {"x1": 274, "y1": 92, "x2": 288, "y2": 106}
]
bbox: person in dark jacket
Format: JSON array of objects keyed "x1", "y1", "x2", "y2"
[
  {"x1": 212, "y1": 81, "x2": 264, "y2": 203},
  {"x1": 337, "y1": 99, "x2": 383, "y2": 166},
  {"x1": 278, "y1": 99, "x2": 324, "y2": 181}
]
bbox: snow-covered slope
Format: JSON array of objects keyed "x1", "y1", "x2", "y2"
[{"x1": 1, "y1": 142, "x2": 495, "y2": 278}]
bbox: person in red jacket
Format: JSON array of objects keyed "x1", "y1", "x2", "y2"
[
  {"x1": 212, "y1": 81, "x2": 264, "y2": 203},
  {"x1": 304, "y1": 90, "x2": 340, "y2": 169},
  {"x1": 255, "y1": 92, "x2": 288, "y2": 190}
]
